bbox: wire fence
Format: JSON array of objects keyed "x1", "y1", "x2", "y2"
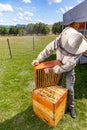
[
  {"x1": 0, "y1": 35, "x2": 56, "y2": 65},
  {"x1": 0, "y1": 36, "x2": 36, "y2": 60}
]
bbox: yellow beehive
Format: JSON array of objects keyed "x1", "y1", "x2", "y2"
[{"x1": 32, "y1": 60, "x2": 68, "y2": 127}]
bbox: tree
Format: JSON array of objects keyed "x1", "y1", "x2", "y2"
[
  {"x1": 18, "y1": 28, "x2": 25, "y2": 36},
  {"x1": 9, "y1": 26, "x2": 25, "y2": 35},
  {"x1": 0, "y1": 26, "x2": 9, "y2": 35},
  {"x1": 33, "y1": 23, "x2": 39, "y2": 35},
  {"x1": 18, "y1": 26, "x2": 25, "y2": 36},
  {"x1": 52, "y1": 22, "x2": 62, "y2": 34},
  {"x1": 41, "y1": 25, "x2": 50, "y2": 35},
  {"x1": 9, "y1": 26, "x2": 19, "y2": 35},
  {"x1": 25, "y1": 23, "x2": 34, "y2": 35},
  {"x1": 25, "y1": 22, "x2": 50, "y2": 35},
  {"x1": 34, "y1": 22, "x2": 50, "y2": 35}
]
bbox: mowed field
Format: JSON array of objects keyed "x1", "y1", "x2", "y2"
[{"x1": 0, "y1": 35, "x2": 87, "y2": 130}]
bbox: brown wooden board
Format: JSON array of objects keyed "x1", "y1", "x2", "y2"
[
  {"x1": 32, "y1": 60, "x2": 68, "y2": 127},
  {"x1": 32, "y1": 86, "x2": 68, "y2": 127},
  {"x1": 34, "y1": 60, "x2": 62, "y2": 88}
]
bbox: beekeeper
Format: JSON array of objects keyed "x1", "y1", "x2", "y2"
[{"x1": 32, "y1": 27, "x2": 87, "y2": 118}]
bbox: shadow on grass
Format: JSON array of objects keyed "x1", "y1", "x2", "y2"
[
  {"x1": 75, "y1": 64, "x2": 87, "y2": 99},
  {"x1": 0, "y1": 106, "x2": 53, "y2": 130},
  {"x1": 0, "y1": 56, "x2": 87, "y2": 130}
]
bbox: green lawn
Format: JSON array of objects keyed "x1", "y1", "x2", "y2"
[{"x1": 0, "y1": 35, "x2": 87, "y2": 130}]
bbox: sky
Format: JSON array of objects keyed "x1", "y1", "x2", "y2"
[{"x1": 0, "y1": 0, "x2": 85, "y2": 25}]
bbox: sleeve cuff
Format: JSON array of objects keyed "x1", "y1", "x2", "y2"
[{"x1": 53, "y1": 65, "x2": 61, "y2": 74}]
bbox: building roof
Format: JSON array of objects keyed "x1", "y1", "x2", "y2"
[{"x1": 63, "y1": 0, "x2": 87, "y2": 25}]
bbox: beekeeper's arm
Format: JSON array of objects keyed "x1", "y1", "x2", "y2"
[{"x1": 32, "y1": 35, "x2": 61, "y2": 66}]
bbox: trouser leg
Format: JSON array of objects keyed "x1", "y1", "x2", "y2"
[
  {"x1": 58, "y1": 73, "x2": 63, "y2": 86},
  {"x1": 65, "y1": 69, "x2": 75, "y2": 109}
]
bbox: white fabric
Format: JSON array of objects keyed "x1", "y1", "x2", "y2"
[
  {"x1": 63, "y1": 0, "x2": 87, "y2": 25},
  {"x1": 36, "y1": 33, "x2": 81, "y2": 74},
  {"x1": 61, "y1": 27, "x2": 87, "y2": 55}
]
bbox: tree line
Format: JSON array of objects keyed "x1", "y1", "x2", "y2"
[{"x1": 0, "y1": 22, "x2": 62, "y2": 36}]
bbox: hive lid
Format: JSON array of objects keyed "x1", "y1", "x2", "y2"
[
  {"x1": 35, "y1": 60, "x2": 62, "y2": 70},
  {"x1": 34, "y1": 60, "x2": 62, "y2": 88}
]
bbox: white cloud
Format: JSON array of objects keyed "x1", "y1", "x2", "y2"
[
  {"x1": 37, "y1": 19, "x2": 44, "y2": 23},
  {"x1": 0, "y1": 12, "x2": 3, "y2": 16},
  {"x1": 0, "y1": 19, "x2": 3, "y2": 23},
  {"x1": 77, "y1": 0, "x2": 84, "y2": 3},
  {"x1": 13, "y1": 18, "x2": 17, "y2": 23},
  {"x1": 59, "y1": 6, "x2": 73, "y2": 14},
  {"x1": 0, "y1": 3, "x2": 13, "y2": 12},
  {"x1": 8, "y1": 10, "x2": 34, "y2": 25},
  {"x1": 48, "y1": 0, "x2": 62, "y2": 4},
  {"x1": 17, "y1": 11, "x2": 33, "y2": 22},
  {"x1": 25, "y1": 17, "x2": 32, "y2": 21},
  {"x1": 18, "y1": 12, "x2": 23, "y2": 19},
  {"x1": 22, "y1": 0, "x2": 31, "y2": 3},
  {"x1": 60, "y1": 8, "x2": 65, "y2": 13},
  {"x1": 18, "y1": 7, "x2": 23, "y2": 11},
  {"x1": 65, "y1": 6, "x2": 73, "y2": 11},
  {"x1": 24, "y1": 11, "x2": 33, "y2": 17}
]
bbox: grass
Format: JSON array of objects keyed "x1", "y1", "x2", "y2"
[{"x1": 0, "y1": 35, "x2": 87, "y2": 130}]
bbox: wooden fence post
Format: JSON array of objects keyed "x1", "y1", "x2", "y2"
[
  {"x1": 33, "y1": 36, "x2": 35, "y2": 51},
  {"x1": 7, "y1": 38, "x2": 12, "y2": 59}
]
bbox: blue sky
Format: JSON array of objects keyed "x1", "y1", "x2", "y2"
[{"x1": 0, "y1": 0, "x2": 85, "y2": 25}]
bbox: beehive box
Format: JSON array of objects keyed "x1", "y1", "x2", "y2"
[{"x1": 32, "y1": 60, "x2": 68, "y2": 127}]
